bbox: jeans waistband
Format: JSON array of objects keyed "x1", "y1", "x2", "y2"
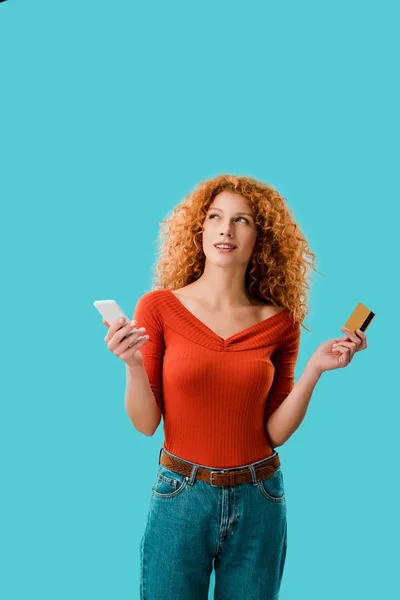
[{"x1": 159, "y1": 446, "x2": 278, "y2": 472}]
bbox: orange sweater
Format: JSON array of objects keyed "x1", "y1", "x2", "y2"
[{"x1": 133, "y1": 289, "x2": 301, "y2": 468}]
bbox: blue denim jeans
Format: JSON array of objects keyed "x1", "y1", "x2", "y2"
[{"x1": 140, "y1": 446, "x2": 288, "y2": 600}]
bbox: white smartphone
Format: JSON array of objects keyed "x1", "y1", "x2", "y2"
[{"x1": 93, "y1": 299, "x2": 143, "y2": 341}]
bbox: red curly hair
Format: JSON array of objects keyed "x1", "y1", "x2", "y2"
[{"x1": 149, "y1": 174, "x2": 323, "y2": 332}]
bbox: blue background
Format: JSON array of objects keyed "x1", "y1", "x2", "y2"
[{"x1": 1, "y1": 0, "x2": 398, "y2": 598}]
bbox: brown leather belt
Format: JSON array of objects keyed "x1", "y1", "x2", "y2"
[{"x1": 159, "y1": 449, "x2": 281, "y2": 487}]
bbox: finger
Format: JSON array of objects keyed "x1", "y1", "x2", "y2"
[
  {"x1": 355, "y1": 328, "x2": 367, "y2": 347},
  {"x1": 332, "y1": 340, "x2": 356, "y2": 350},
  {"x1": 332, "y1": 345, "x2": 351, "y2": 364},
  {"x1": 340, "y1": 327, "x2": 364, "y2": 348},
  {"x1": 109, "y1": 323, "x2": 143, "y2": 351},
  {"x1": 341, "y1": 326, "x2": 364, "y2": 343},
  {"x1": 105, "y1": 320, "x2": 135, "y2": 347},
  {"x1": 119, "y1": 335, "x2": 149, "y2": 360},
  {"x1": 341, "y1": 327, "x2": 367, "y2": 352},
  {"x1": 102, "y1": 318, "x2": 110, "y2": 328},
  {"x1": 115, "y1": 328, "x2": 146, "y2": 355},
  {"x1": 334, "y1": 344, "x2": 355, "y2": 364},
  {"x1": 333, "y1": 339, "x2": 357, "y2": 347},
  {"x1": 117, "y1": 322, "x2": 143, "y2": 343},
  {"x1": 331, "y1": 335, "x2": 349, "y2": 345},
  {"x1": 106, "y1": 317, "x2": 128, "y2": 341}
]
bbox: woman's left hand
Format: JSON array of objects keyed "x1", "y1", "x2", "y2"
[{"x1": 309, "y1": 326, "x2": 368, "y2": 375}]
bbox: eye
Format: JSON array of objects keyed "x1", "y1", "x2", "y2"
[{"x1": 208, "y1": 213, "x2": 249, "y2": 223}]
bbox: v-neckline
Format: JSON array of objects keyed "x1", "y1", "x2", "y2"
[{"x1": 166, "y1": 288, "x2": 288, "y2": 343}]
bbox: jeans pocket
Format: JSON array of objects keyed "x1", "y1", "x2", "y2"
[
  {"x1": 257, "y1": 467, "x2": 286, "y2": 503},
  {"x1": 152, "y1": 465, "x2": 189, "y2": 499}
]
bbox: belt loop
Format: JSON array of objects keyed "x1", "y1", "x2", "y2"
[
  {"x1": 187, "y1": 464, "x2": 198, "y2": 486},
  {"x1": 248, "y1": 465, "x2": 259, "y2": 486}
]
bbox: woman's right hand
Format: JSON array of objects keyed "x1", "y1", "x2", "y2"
[{"x1": 103, "y1": 317, "x2": 149, "y2": 368}]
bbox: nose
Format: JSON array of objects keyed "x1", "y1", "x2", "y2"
[{"x1": 219, "y1": 229, "x2": 233, "y2": 237}]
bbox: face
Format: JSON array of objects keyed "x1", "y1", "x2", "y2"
[{"x1": 202, "y1": 190, "x2": 258, "y2": 266}]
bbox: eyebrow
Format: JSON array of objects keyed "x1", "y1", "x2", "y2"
[{"x1": 208, "y1": 208, "x2": 254, "y2": 219}]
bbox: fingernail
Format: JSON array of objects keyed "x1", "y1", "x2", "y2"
[{"x1": 119, "y1": 318, "x2": 125, "y2": 324}]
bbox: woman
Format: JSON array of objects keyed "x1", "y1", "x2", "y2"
[{"x1": 103, "y1": 174, "x2": 367, "y2": 599}]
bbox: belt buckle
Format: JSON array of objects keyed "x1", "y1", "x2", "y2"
[{"x1": 210, "y1": 470, "x2": 225, "y2": 487}]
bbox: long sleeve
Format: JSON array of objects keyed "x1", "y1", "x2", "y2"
[
  {"x1": 264, "y1": 321, "x2": 301, "y2": 423},
  {"x1": 129, "y1": 288, "x2": 301, "y2": 467},
  {"x1": 132, "y1": 292, "x2": 165, "y2": 413}
]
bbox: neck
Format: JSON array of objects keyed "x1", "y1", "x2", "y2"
[{"x1": 189, "y1": 271, "x2": 253, "y2": 311}]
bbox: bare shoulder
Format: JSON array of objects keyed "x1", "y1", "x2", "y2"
[
  {"x1": 169, "y1": 286, "x2": 185, "y2": 297},
  {"x1": 255, "y1": 299, "x2": 286, "y2": 319},
  {"x1": 170, "y1": 285, "x2": 197, "y2": 301}
]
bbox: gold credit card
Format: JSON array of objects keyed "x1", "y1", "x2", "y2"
[{"x1": 344, "y1": 302, "x2": 375, "y2": 333}]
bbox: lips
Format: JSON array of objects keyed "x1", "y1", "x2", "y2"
[{"x1": 214, "y1": 244, "x2": 237, "y2": 253}]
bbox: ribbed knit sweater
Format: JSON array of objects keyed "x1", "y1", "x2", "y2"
[{"x1": 133, "y1": 288, "x2": 301, "y2": 469}]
